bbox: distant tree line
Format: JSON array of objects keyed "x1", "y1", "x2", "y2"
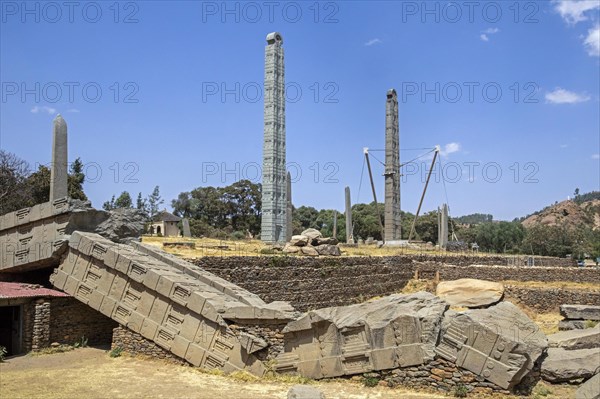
[{"x1": 0, "y1": 150, "x2": 87, "y2": 214}]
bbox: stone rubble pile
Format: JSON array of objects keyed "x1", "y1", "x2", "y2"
[{"x1": 283, "y1": 228, "x2": 341, "y2": 256}]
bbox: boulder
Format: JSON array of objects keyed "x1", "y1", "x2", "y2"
[
  {"x1": 287, "y1": 385, "x2": 325, "y2": 399},
  {"x1": 301, "y1": 228, "x2": 322, "y2": 242},
  {"x1": 315, "y1": 237, "x2": 338, "y2": 246},
  {"x1": 576, "y1": 373, "x2": 600, "y2": 399},
  {"x1": 290, "y1": 235, "x2": 309, "y2": 247},
  {"x1": 541, "y1": 348, "x2": 600, "y2": 383},
  {"x1": 238, "y1": 332, "x2": 269, "y2": 354},
  {"x1": 559, "y1": 320, "x2": 589, "y2": 331},
  {"x1": 68, "y1": 206, "x2": 145, "y2": 244},
  {"x1": 436, "y1": 278, "x2": 504, "y2": 308},
  {"x1": 560, "y1": 305, "x2": 600, "y2": 321},
  {"x1": 436, "y1": 301, "x2": 547, "y2": 390},
  {"x1": 283, "y1": 244, "x2": 301, "y2": 254},
  {"x1": 275, "y1": 292, "x2": 448, "y2": 379},
  {"x1": 300, "y1": 246, "x2": 319, "y2": 256},
  {"x1": 548, "y1": 325, "x2": 600, "y2": 350},
  {"x1": 314, "y1": 244, "x2": 341, "y2": 256}
]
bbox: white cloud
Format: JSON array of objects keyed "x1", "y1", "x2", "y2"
[
  {"x1": 30, "y1": 106, "x2": 57, "y2": 115},
  {"x1": 545, "y1": 88, "x2": 591, "y2": 104},
  {"x1": 440, "y1": 142, "x2": 461, "y2": 156},
  {"x1": 592, "y1": 153, "x2": 600, "y2": 159},
  {"x1": 364, "y1": 38, "x2": 382, "y2": 46},
  {"x1": 583, "y1": 25, "x2": 600, "y2": 56},
  {"x1": 480, "y1": 27, "x2": 499, "y2": 42},
  {"x1": 67, "y1": 108, "x2": 80, "y2": 113},
  {"x1": 553, "y1": 0, "x2": 600, "y2": 24},
  {"x1": 560, "y1": 144, "x2": 568, "y2": 148}
]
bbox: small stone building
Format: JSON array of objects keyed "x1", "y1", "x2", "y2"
[
  {"x1": 149, "y1": 210, "x2": 181, "y2": 237},
  {"x1": 0, "y1": 282, "x2": 116, "y2": 357}
]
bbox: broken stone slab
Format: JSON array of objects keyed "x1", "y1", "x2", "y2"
[
  {"x1": 576, "y1": 373, "x2": 600, "y2": 399},
  {"x1": 238, "y1": 332, "x2": 269, "y2": 354},
  {"x1": 287, "y1": 385, "x2": 325, "y2": 399},
  {"x1": 559, "y1": 320, "x2": 590, "y2": 331},
  {"x1": 290, "y1": 235, "x2": 309, "y2": 247},
  {"x1": 283, "y1": 244, "x2": 301, "y2": 254},
  {"x1": 301, "y1": 228, "x2": 322, "y2": 243},
  {"x1": 300, "y1": 246, "x2": 319, "y2": 256},
  {"x1": 436, "y1": 278, "x2": 504, "y2": 308},
  {"x1": 548, "y1": 325, "x2": 600, "y2": 350},
  {"x1": 275, "y1": 292, "x2": 448, "y2": 379},
  {"x1": 436, "y1": 301, "x2": 547, "y2": 390},
  {"x1": 315, "y1": 237, "x2": 338, "y2": 246},
  {"x1": 561, "y1": 305, "x2": 600, "y2": 321},
  {"x1": 314, "y1": 244, "x2": 341, "y2": 256},
  {"x1": 541, "y1": 348, "x2": 600, "y2": 383}
]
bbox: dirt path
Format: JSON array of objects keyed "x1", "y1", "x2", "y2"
[{"x1": 0, "y1": 347, "x2": 446, "y2": 399}]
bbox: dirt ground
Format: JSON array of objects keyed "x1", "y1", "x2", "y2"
[
  {"x1": 0, "y1": 347, "x2": 446, "y2": 399},
  {"x1": 0, "y1": 347, "x2": 578, "y2": 399}
]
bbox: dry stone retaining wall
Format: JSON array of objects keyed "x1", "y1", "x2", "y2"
[{"x1": 50, "y1": 297, "x2": 116, "y2": 345}]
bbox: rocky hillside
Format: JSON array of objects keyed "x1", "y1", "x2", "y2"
[{"x1": 522, "y1": 199, "x2": 600, "y2": 231}]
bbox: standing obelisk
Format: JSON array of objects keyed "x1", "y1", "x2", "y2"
[
  {"x1": 50, "y1": 114, "x2": 68, "y2": 201},
  {"x1": 261, "y1": 32, "x2": 287, "y2": 243},
  {"x1": 286, "y1": 172, "x2": 293, "y2": 242},
  {"x1": 345, "y1": 186, "x2": 354, "y2": 244},
  {"x1": 384, "y1": 89, "x2": 401, "y2": 241}
]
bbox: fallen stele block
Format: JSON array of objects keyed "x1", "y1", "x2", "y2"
[
  {"x1": 436, "y1": 278, "x2": 504, "y2": 308},
  {"x1": 541, "y1": 347, "x2": 600, "y2": 383},
  {"x1": 548, "y1": 324, "x2": 600, "y2": 350},
  {"x1": 576, "y1": 373, "x2": 600, "y2": 399},
  {"x1": 560, "y1": 305, "x2": 600, "y2": 321},
  {"x1": 436, "y1": 301, "x2": 547, "y2": 390}
]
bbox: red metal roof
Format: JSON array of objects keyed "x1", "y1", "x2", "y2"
[{"x1": 0, "y1": 282, "x2": 69, "y2": 299}]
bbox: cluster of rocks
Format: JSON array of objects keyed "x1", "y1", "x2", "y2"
[
  {"x1": 541, "y1": 305, "x2": 600, "y2": 398},
  {"x1": 283, "y1": 228, "x2": 341, "y2": 256},
  {"x1": 559, "y1": 304, "x2": 600, "y2": 330}
]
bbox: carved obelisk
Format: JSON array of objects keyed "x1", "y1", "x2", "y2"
[
  {"x1": 286, "y1": 172, "x2": 293, "y2": 242},
  {"x1": 261, "y1": 32, "x2": 287, "y2": 243},
  {"x1": 384, "y1": 89, "x2": 401, "y2": 241},
  {"x1": 50, "y1": 114, "x2": 68, "y2": 201},
  {"x1": 345, "y1": 186, "x2": 354, "y2": 244}
]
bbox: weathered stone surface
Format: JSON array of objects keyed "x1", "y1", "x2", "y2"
[
  {"x1": 301, "y1": 228, "x2": 322, "y2": 242},
  {"x1": 287, "y1": 385, "x2": 325, "y2": 399},
  {"x1": 238, "y1": 332, "x2": 269, "y2": 354},
  {"x1": 290, "y1": 235, "x2": 309, "y2": 247},
  {"x1": 548, "y1": 325, "x2": 600, "y2": 350},
  {"x1": 50, "y1": 115, "x2": 68, "y2": 201},
  {"x1": 314, "y1": 244, "x2": 341, "y2": 256},
  {"x1": 576, "y1": 373, "x2": 600, "y2": 399},
  {"x1": 436, "y1": 301, "x2": 547, "y2": 389},
  {"x1": 561, "y1": 305, "x2": 600, "y2": 321},
  {"x1": 182, "y1": 218, "x2": 191, "y2": 238},
  {"x1": 300, "y1": 246, "x2": 319, "y2": 256},
  {"x1": 315, "y1": 237, "x2": 338, "y2": 246},
  {"x1": 275, "y1": 292, "x2": 448, "y2": 379},
  {"x1": 541, "y1": 348, "x2": 600, "y2": 383},
  {"x1": 283, "y1": 244, "x2": 301, "y2": 254},
  {"x1": 436, "y1": 278, "x2": 504, "y2": 308},
  {"x1": 559, "y1": 320, "x2": 589, "y2": 331}
]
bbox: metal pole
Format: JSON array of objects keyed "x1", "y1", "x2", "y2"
[
  {"x1": 408, "y1": 148, "x2": 439, "y2": 242},
  {"x1": 364, "y1": 148, "x2": 385, "y2": 243}
]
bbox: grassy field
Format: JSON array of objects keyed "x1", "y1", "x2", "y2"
[{"x1": 142, "y1": 235, "x2": 507, "y2": 258}]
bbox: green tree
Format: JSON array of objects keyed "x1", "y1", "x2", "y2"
[
  {"x1": 114, "y1": 191, "x2": 133, "y2": 208},
  {"x1": 102, "y1": 195, "x2": 116, "y2": 211},
  {"x1": 136, "y1": 192, "x2": 148, "y2": 217},
  {"x1": 0, "y1": 150, "x2": 31, "y2": 214},
  {"x1": 147, "y1": 186, "x2": 164, "y2": 221},
  {"x1": 67, "y1": 158, "x2": 87, "y2": 201}
]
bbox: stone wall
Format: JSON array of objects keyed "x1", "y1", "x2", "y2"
[
  {"x1": 111, "y1": 326, "x2": 187, "y2": 364},
  {"x1": 505, "y1": 286, "x2": 600, "y2": 313},
  {"x1": 50, "y1": 297, "x2": 116, "y2": 345},
  {"x1": 191, "y1": 256, "x2": 597, "y2": 312}
]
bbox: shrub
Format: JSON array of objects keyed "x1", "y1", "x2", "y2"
[
  {"x1": 0, "y1": 346, "x2": 7, "y2": 362},
  {"x1": 585, "y1": 320, "x2": 598, "y2": 328},
  {"x1": 109, "y1": 346, "x2": 123, "y2": 358},
  {"x1": 362, "y1": 374, "x2": 380, "y2": 387},
  {"x1": 454, "y1": 383, "x2": 469, "y2": 397}
]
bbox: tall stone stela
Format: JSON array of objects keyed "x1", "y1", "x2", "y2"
[
  {"x1": 384, "y1": 89, "x2": 401, "y2": 241},
  {"x1": 438, "y1": 203, "x2": 449, "y2": 249},
  {"x1": 345, "y1": 186, "x2": 354, "y2": 244},
  {"x1": 50, "y1": 114, "x2": 68, "y2": 201},
  {"x1": 286, "y1": 172, "x2": 293, "y2": 242},
  {"x1": 261, "y1": 32, "x2": 287, "y2": 243}
]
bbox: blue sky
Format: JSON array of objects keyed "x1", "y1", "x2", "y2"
[{"x1": 1, "y1": 0, "x2": 599, "y2": 221}]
